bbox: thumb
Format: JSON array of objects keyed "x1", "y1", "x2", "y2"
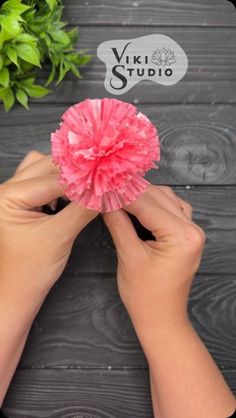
[
  {"x1": 52, "y1": 201, "x2": 98, "y2": 239},
  {"x1": 103, "y1": 209, "x2": 142, "y2": 260}
]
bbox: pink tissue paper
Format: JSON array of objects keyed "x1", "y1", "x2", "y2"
[{"x1": 51, "y1": 98, "x2": 160, "y2": 212}]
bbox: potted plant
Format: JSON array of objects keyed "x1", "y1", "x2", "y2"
[{"x1": 0, "y1": 0, "x2": 91, "y2": 111}]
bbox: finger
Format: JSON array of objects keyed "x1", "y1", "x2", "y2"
[
  {"x1": 157, "y1": 186, "x2": 192, "y2": 221},
  {"x1": 177, "y1": 196, "x2": 193, "y2": 219},
  {"x1": 140, "y1": 185, "x2": 192, "y2": 223},
  {"x1": 9, "y1": 154, "x2": 60, "y2": 211},
  {"x1": 14, "y1": 150, "x2": 45, "y2": 175},
  {"x1": 103, "y1": 209, "x2": 143, "y2": 260},
  {"x1": 6, "y1": 174, "x2": 66, "y2": 209},
  {"x1": 123, "y1": 185, "x2": 190, "y2": 240},
  {"x1": 12, "y1": 154, "x2": 59, "y2": 182},
  {"x1": 51, "y1": 201, "x2": 98, "y2": 240}
]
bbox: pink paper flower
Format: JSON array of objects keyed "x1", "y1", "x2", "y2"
[{"x1": 51, "y1": 98, "x2": 160, "y2": 212}]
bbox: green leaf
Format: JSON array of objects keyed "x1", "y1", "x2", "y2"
[
  {"x1": 77, "y1": 54, "x2": 92, "y2": 65},
  {"x1": 45, "y1": 0, "x2": 57, "y2": 10},
  {"x1": 27, "y1": 22, "x2": 43, "y2": 35},
  {"x1": 0, "y1": 55, "x2": 3, "y2": 71},
  {"x1": 0, "y1": 67, "x2": 10, "y2": 87},
  {"x1": 56, "y1": 60, "x2": 70, "y2": 84},
  {"x1": 20, "y1": 61, "x2": 34, "y2": 72},
  {"x1": 23, "y1": 8, "x2": 36, "y2": 24},
  {"x1": 0, "y1": 15, "x2": 21, "y2": 46},
  {"x1": 1, "y1": 0, "x2": 30, "y2": 15},
  {"x1": 67, "y1": 53, "x2": 91, "y2": 66},
  {"x1": 16, "y1": 88, "x2": 29, "y2": 109},
  {"x1": 50, "y1": 5, "x2": 63, "y2": 21},
  {"x1": 0, "y1": 28, "x2": 12, "y2": 47},
  {"x1": 22, "y1": 83, "x2": 50, "y2": 98},
  {"x1": 70, "y1": 63, "x2": 81, "y2": 79},
  {"x1": 6, "y1": 46, "x2": 19, "y2": 67},
  {"x1": 45, "y1": 63, "x2": 56, "y2": 86},
  {"x1": 67, "y1": 28, "x2": 78, "y2": 43},
  {"x1": 0, "y1": 87, "x2": 15, "y2": 111},
  {"x1": 16, "y1": 33, "x2": 37, "y2": 44},
  {"x1": 6, "y1": 88, "x2": 15, "y2": 111},
  {"x1": 4, "y1": 58, "x2": 11, "y2": 66},
  {"x1": 21, "y1": 76, "x2": 36, "y2": 87},
  {"x1": 44, "y1": 33, "x2": 52, "y2": 48},
  {"x1": 0, "y1": 15, "x2": 22, "y2": 37},
  {"x1": 16, "y1": 43, "x2": 41, "y2": 67},
  {"x1": 51, "y1": 30, "x2": 70, "y2": 46},
  {"x1": 49, "y1": 53, "x2": 60, "y2": 66}
]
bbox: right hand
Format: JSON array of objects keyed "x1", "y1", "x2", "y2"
[{"x1": 103, "y1": 185, "x2": 206, "y2": 328}]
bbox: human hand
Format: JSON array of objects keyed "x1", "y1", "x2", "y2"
[
  {"x1": 0, "y1": 150, "x2": 98, "y2": 305},
  {"x1": 103, "y1": 185, "x2": 206, "y2": 329}
]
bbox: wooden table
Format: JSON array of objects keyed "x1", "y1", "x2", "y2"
[{"x1": 1, "y1": 1, "x2": 236, "y2": 416}]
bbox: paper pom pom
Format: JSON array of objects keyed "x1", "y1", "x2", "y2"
[{"x1": 51, "y1": 98, "x2": 160, "y2": 212}]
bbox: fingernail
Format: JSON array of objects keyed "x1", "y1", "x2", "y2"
[{"x1": 50, "y1": 199, "x2": 57, "y2": 211}]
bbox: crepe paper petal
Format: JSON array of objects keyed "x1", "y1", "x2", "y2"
[{"x1": 51, "y1": 98, "x2": 160, "y2": 213}]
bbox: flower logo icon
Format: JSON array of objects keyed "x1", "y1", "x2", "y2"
[{"x1": 151, "y1": 47, "x2": 176, "y2": 66}]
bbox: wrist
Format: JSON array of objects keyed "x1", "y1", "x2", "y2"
[
  {"x1": 133, "y1": 313, "x2": 192, "y2": 343},
  {"x1": 0, "y1": 277, "x2": 47, "y2": 334},
  {"x1": 137, "y1": 319, "x2": 194, "y2": 367},
  {"x1": 126, "y1": 304, "x2": 193, "y2": 357},
  {"x1": 0, "y1": 266, "x2": 50, "y2": 303},
  {"x1": 123, "y1": 292, "x2": 190, "y2": 331}
]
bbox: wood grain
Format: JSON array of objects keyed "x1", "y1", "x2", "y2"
[
  {"x1": 62, "y1": 0, "x2": 236, "y2": 27},
  {"x1": 16, "y1": 272, "x2": 236, "y2": 370},
  {"x1": 0, "y1": 0, "x2": 236, "y2": 416},
  {"x1": 0, "y1": 27, "x2": 234, "y2": 105},
  {"x1": 2, "y1": 368, "x2": 236, "y2": 418},
  {"x1": 1, "y1": 104, "x2": 236, "y2": 185}
]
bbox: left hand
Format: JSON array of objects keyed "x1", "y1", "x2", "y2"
[{"x1": 0, "y1": 150, "x2": 98, "y2": 304}]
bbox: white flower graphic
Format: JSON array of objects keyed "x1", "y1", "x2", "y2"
[{"x1": 151, "y1": 47, "x2": 176, "y2": 66}]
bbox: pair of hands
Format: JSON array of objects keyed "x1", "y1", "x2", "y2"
[
  {"x1": 0, "y1": 150, "x2": 205, "y2": 321},
  {"x1": 2, "y1": 152, "x2": 236, "y2": 418}
]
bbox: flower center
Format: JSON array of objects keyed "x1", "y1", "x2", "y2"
[{"x1": 74, "y1": 140, "x2": 125, "y2": 160}]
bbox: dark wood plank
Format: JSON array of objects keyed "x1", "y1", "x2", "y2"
[
  {"x1": 3, "y1": 369, "x2": 153, "y2": 418},
  {"x1": 17, "y1": 272, "x2": 236, "y2": 369},
  {"x1": 12, "y1": 185, "x2": 235, "y2": 275},
  {"x1": 176, "y1": 187, "x2": 236, "y2": 275},
  {"x1": 188, "y1": 274, "x2": 236, "y2": 368},
  {"x1": 62, "y1": 0, "x2": 236, "y2": 27},
  {"x1": 0, "y1": 27, "x2": 235, "y2": 104},
  {"x1": 2, "y1": 368, "x2": 236, "y2": 417},
  {"x1": 1, "y1": 104, "x2": 236, "y2": 185}
]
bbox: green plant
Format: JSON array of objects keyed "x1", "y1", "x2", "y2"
[{"x1": 0, "y1": 0, "x2": 91, "y2": 111}]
